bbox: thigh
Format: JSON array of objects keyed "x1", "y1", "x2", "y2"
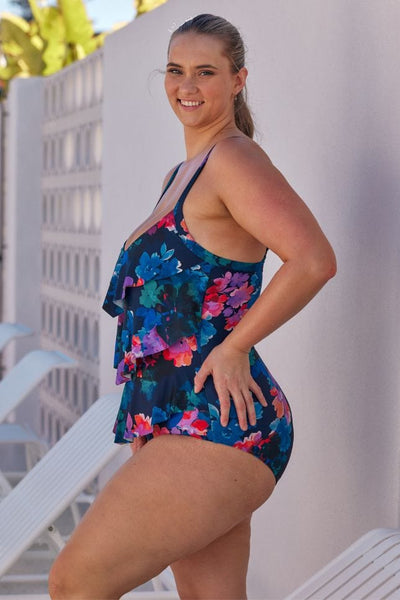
[
  {"x1": 171, "y1": 516, "x2": 252, "y2": 600},
  {"x1": 51, "y1": 435, "x2": 275, "y2": 599}
]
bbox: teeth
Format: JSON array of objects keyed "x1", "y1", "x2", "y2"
[{"x1": 180, "y1": 100, "x2": 203, "y2": 107}]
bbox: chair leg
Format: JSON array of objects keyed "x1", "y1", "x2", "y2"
[
  {"x1": 45, "y1": 524, "x2": 66, "y2": 553},
  {"x1": 0, "y1": 470, "x2": 12, "y2": 497}
]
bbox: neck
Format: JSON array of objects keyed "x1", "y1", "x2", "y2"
[{"x1": 183, "y1": 119, "x2": 241, "y2": 161}]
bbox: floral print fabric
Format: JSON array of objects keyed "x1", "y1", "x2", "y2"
[{"x1": 102, "y1": 152, "x2": 293, "y2": 482}]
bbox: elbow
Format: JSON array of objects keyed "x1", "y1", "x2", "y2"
[{"x1": 310, "y1": 247, "x2": 337, "y2": 284}]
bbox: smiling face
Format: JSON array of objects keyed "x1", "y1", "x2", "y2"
[{"x1": 165, "y1": 32, "x2": 247, "y2": 133}]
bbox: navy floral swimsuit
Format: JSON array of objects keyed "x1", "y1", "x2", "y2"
[{"x1": 102, "y1": 148, "x2": 293, "y2": 482}]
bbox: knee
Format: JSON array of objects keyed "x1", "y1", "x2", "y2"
[
  {"x1": 174, "y1": 581, "x2": 201, "y2": 600},
  {"x1": 48, "y1": 552, "x2": 80, "y2": 600},
  {"x1": 176, "y1": 580, "x2": 246, "y2": 600}
]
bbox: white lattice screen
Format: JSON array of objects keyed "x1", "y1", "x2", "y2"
[{"x1": 40, "y1": 50, "x2": 103, "y2": 445}]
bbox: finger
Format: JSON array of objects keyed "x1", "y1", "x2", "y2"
[
  {"x1": 249, "y1": 379, "x2": 268, "y2": 407},
  {"x1": 214, "y1": 381, "x2": 231, "y2": 427},
  {"x1": 131, "y1": 436, "x2": 147, "y2": 455},
  {"x1": 194, "y1": 363, "x2": 211, "y2": 393},
  {"x1": 243, "y1": 389, "x2": 257, "y2": 427}
]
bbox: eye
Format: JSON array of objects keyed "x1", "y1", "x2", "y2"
[
  {"x1": 199, "y1": 70, "x2": 214, "y2": 76},
  {"x1": 167, "y1": 68, "x2": 182, "y2": 75}
]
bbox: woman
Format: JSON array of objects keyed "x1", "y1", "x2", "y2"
[{"x1": 49, "y1": 14, "x2": 336, "y2": 600}]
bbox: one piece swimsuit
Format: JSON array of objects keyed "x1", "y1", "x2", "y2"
[{"x1": 102, "y1": 147, "x2": 294, "y2": 482}]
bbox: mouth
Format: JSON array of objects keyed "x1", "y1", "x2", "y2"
[{"x1": 178, "y1": 99, "x2": 204, "y2": 108}]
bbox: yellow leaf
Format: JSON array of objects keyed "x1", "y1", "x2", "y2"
[
  {"x1": 135, "y1": 0, "x2": 168, "y2": 17},
  {"x1": 0, "y1": 12, "x2": 30, "y2": 34},
  {"x1": 58, "y1": 0, "x2": 94, "y2": 47},
  {"x1": 0, "y1": 62, "x2": 21, "y2": 81},
  {"x1": 0, "y1": 14, "x2": 44, "y2": 74}
]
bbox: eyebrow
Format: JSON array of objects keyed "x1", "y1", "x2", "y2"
[{"x1": 166, "y1": 62, "x2": 219, "y2": 70}]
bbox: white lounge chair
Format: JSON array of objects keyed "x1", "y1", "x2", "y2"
[
  {"x1": 285, "y1": 528, "x2": 400, "y2": 599},
  {"x1": 0, "y1": 393, "x2": 178, "y2": 598},
  {"x1": 0, "y1": 349, "x2": 76, "y2": 493},
  {"x1": 0, "y1": 322, "x2": 32, "y2": 354},
  {"x1": 0, "y1": 349, "x2": 76, "y2": 424}
]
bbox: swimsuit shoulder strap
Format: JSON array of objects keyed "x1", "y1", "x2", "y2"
[
  {"x1": 175, "y1": 145, "x2": 216, "y2": 208},
  {"x1": 175, "y1": 135, "x2": 244, "y2": 208},
  {"x1": 155, "y1": 162, "x2": 183, "y2": 207}
]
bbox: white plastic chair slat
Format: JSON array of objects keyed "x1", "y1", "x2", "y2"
[
  {"x1": 366, "y1": 570, "x2": 400, "y2": 598},
  {"x1": 0, "y1": 423, "x2": 40, "y2": 443},
  {"x1": 346, "y1": 567, "x2": 400, "y2": 599},
  {"x1": 0, "y1": 350, "x2": 76, "y2": 423},
  {"x1": 312, "y1": 537, "x2": 400, "y2": 599},
  {"x1": 0, "y1": 393, "x2": 122, "y2": 577},
  {"x1": 332, "y1": 543, "x2": 400, "y2": 599},
  {"x1": 285, "y1": 529, "x2": 400, "y2": 600},
  {"x1": 0, "y1": 323, "x2": 32, "y2": 353}
]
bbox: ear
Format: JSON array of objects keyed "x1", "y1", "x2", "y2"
[{"x1": 233, "y1": 67, "x2": 248, "y2": 95}]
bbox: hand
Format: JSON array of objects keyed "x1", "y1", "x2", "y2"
[
  {"x1": 130, "y1": 436, "x2": 148, "y2": 455},
  {"x1": 194, "y1": 342, "x2": 267, "y2": 431}
]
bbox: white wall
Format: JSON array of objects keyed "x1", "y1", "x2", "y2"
[
  {"x1": 2, "y1": 77, "x2": 43, "y2": 433},
  {"x1": 101, "y1": 1, "x2": 400, "y2": 597}
]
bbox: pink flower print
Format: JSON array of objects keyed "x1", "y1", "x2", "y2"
[
  {"x1": 125, "y1": 412, "x2": 134, "y2": 439},
  {"x1": 172, "y1": 409, "x2": 208, "y2": 437},
  {"x1": 162, "y1": 335, "x2": 197, "y2": 367},
  {"x1": 141, "y1": 327, "x2": 168, "y2": 356},
  {"x1": 213, "y1": 271, "x2": 233, "y2": 292},
  {"x1": 202, "y1": 284, "x2": 228, "y2": 319},
  {"x1": 152, "y1": 424, "x2": 171, "y2": 436},
  {"x1": 224, "y1": 305, "x2": 248, "y2": 331},
  {"x1": 158, "y1": 212, "x2": 177, "y2": 231},
  {"x1": 227, "y1": 282, "x2": 254, "y2": 309},
  {"x1": 131, "y1": 334, "x2": 142, "y2": 357},
  {"x1": 180, "y1": 218, "x2": 195, "y2": 240},
  {"x1": 132, "y1": 413, "x2": 153, "y2": 436},
  {"x1": 130, "y1": 328, "x2": 168, "y2": 361},
  {"x1": 233, "y1": 431, "x2": 263, "y2": 452},
  {"x1": 229, "y1": 272, "x2": 249, "y2": 288},
  {"x1": 191, "y1": 418, "x2": 209, "y2": 437},
  {"x1": 271, "y1": 387, "x2": 291, "y2": 423},
  {"x1": 115, "y1": 358, "x2": 132, "y2": 385}
]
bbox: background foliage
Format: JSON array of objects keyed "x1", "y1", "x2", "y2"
[{"x1": 0, "y1": 0, "x2": 168, "y2": 98}]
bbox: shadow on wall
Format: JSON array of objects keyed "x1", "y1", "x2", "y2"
[{"x1": 317, "y1": 2, "x2": 400, "y2": 512}]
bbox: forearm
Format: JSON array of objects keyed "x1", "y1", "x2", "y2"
[{"x1": 223, "y1": 257, "x2": 335, "y2": 353}]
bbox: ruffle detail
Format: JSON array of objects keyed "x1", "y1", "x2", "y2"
[
  {"x1": 102, "y1": 224, "x2": 214, "y2": 384},
  {"x1": 111, "y1": 269, "x2": 209, "y2": 384},
  {"x1": 102, "y1": 239, "x2": 185, "y2": 318},
  {"x1": 113, "y1": 368, "x2": 210, "y2": 444}
]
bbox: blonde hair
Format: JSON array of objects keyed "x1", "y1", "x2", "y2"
[{"x1": 169, "y1": 14, "x2": 254, "y2": 139}]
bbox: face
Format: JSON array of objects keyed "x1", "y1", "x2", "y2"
[{"x1": 164, "y1": 32, "x2": 247, "y2": 131}]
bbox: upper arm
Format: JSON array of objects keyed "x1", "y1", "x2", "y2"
[{"x1": 210, "y1": 140, "x2": 335, "y2": 265}]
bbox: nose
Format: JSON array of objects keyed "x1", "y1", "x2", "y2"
[{"x1": 179, "y1": 75, "x2": 198, "y2": 95}]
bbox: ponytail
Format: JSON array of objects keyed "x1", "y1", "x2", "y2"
[{"x1": 234, "y1": 90, "x2": 254, "y2": 139}]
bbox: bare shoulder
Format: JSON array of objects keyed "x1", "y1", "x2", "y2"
[
  {"x1": 205, "y1": 136, "x2": 333, "y2": 263},
  {"x1": 207, "y1": 136, "x2": 275, "y2": 184},
  {"x1": 207, "y1": 135, "x2": 299, "y2": 216}
]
